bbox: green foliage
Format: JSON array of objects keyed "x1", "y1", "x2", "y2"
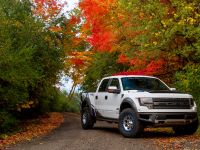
[
  {"x1": 0, "y1": 112, "x2": 19, "y2": 133},
  {"x1": 45, "y1": 88, "x2": 80, "y2": 113},
  {"x1": 119, "y1": 0, "x2": 200, "y2": 115},
  {"x1": 0, "y1": 0, "x2": 65, "y2": 132},
  {"x1": 81, "y1": 52, "x2": 128, "y2": 91},
  {"x1": 63, "y1": 94, "x2": 80, "y2": 112},
  {"x1": 175, "y1": 64, "x2": 200, "y2": 116}
]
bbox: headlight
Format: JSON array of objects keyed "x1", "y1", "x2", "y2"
[{"x1": 138, "y1": 97, "x2": 153, "y2": 109}]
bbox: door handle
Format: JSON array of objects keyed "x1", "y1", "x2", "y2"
[{"x1": 105, "y1": 95, "x2": 108, "y2": 100}]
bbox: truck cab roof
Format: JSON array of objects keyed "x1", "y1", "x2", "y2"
[{"x1": 103, "y1": 75, "x2": 157, "y2": 79}]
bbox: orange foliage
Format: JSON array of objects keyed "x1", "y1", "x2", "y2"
[
  {"x1": 117, "y1": 54, "x2": 129, "y2": 64},
  {"x1": 49, "y1": 26, "x2": 62, "y2": 32},
  {"x1": 80, "y1": 0, "x2": 116, "y2": 52},
  {"x1": 79, "y1": 0, "x2": 169, "y2": 76},
  {"x1": 68, "y1": 51, "x2": 93, "y2": 67},
  {"x1": 79, "y1": 0, "x2": 115, "y2": 22},
  {"x1": 33, "y1": 0, "x2": 64, "y2": 21},
  {"x1": 69, "y1": 16, "x2": 80, "y2": 25},
  {"x1": 88, "y1": 26, "x2": 116, "y2": 51}
]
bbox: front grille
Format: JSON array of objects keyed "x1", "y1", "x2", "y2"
[{"x1": 153, "y1": 98, "x2": 191, "y2": 109}]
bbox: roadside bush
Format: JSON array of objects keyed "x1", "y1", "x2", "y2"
[
  {"x1": 175, "y1": 64, "x2": 200, "y2": 116},
  {"x1": 49, "y1": 89, "x2": 80, "y2": 113},
  {"x1": 0, "y1": 0, "x2": 65, "y2": 132},
  {"x1": 34, "y1": 86, "x2": 80, "y2": 113},
  {"x1": 63, "y1": 94, "x2": 80, "y2": 112},
  {"x1": 0, "y1": 112, "x2": 19, "y2": 133}
]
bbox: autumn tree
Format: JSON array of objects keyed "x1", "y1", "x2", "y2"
[{"x1": 79, "y1": 0, "x2": 200, "y2": 113}]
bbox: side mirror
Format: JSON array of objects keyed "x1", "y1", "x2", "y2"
[
  {"x1": 170, "y1": 88, "x2": 176, "y2": 91},
  {"x1": 107, "y1": 86, "x2": 120, "y2": 94}
]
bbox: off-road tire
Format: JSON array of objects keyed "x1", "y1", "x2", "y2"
[
  {"x1": 81, "y1": 107, "x2": 94, "y2": 129},
  {"x1": 118, "y1": 108, "x2": 143, "y2": 138}
]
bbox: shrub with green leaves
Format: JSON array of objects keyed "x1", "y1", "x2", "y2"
[
  {"x1": 0, "y1": 0, "x2": 65, "y2": 132},
  {"x1": 0, "y1": 112, "x2": 19, "y2": 133},
  {"x1": 175, "y1": 64, "x2": 200, "y2": 116}
]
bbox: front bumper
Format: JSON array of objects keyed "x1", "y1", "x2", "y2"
[{"x1": 138, "y1": 112, "x2": 198, "y2": 126}]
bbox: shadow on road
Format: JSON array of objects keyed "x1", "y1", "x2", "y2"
[
  {"x1": 93, "y1": 125, "x2": 177, "y2": 139},
  {"x1": 93, "y1": 126, "x2": 119, "y2": 134}
]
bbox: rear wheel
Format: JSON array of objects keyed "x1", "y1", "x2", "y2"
[
  {"x1": 118, "y1": 108, "x2": 143, "y2": 138},
  {"x1": 173, "y1": 119, "x2": 199, "y2": 135},
  {"x1": 81, "y1": 107, "x2": 94, "y2": 129}
]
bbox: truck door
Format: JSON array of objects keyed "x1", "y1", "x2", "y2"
[
  {"x1": 106, "y1": 78, "x2": 121, "y2": 119},
  {"x1": 95, "y1": 78, "x2": 110, "y2": 117}
]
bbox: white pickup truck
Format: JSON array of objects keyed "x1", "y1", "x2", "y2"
[{"x1": 80, "y1": 75, "x2": 198, "y2": 137}]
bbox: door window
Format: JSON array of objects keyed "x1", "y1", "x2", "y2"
[
  {"x1": 110, "y1": 78, "x2": 120, "y2": 89},
  {"x1": 98, "y1": 79, "x2": 110, "y2": 92}
]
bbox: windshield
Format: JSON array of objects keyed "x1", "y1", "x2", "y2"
[{"x1": 121, "y1": 77, "x2": 169, "y2": 91}]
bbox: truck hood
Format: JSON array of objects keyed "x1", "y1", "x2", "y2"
[{"x1": 124, "y1": 90, "x2": 193, "y2": 99}]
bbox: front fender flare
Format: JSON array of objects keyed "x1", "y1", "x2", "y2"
[{"x1": 120, "y1": 98, "x2": 139, "y2": 116}]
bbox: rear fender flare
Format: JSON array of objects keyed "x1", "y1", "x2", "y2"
[{"x1": 81, "y1": 98, "x2": 96, "y2": 118}]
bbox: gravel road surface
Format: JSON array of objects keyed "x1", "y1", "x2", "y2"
[{"x1": 6, "y1": 113, "x2": 161, "y2": 150}]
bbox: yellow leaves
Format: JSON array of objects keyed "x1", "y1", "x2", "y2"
[
  {"x1": 177, "y1": 17, "x2": 196, "y2": 25},
  {"x1": 184, "y1": 5, "x2": 194, "y2": 12},
  {"x1": 161, "y1": 20, "x2": 167, "y2": 27},
  {"x1": 178, "y1": 20, "x2": 185, "y2": 25},
  {"x1": 161, "y1": 19, "x2": 173, "y2": 28},
  {"x1": 0, "y1": 134, "x2": 8, "y2": 140},
  {"x1": 186, "y1": 17, "x2": 196, "y2": 25},
  {"x1": 195, "y1": 12, "x2": 200, "y2": 18},
  {"x1": 153, "y1": 41, "x2": 158, "y2": 45},
  {"x1": 17, "y1": 100, "x2": 36, "y2": 112},
  {"x1": 154, "y1": 32, "x2": 161, "y2": 37},
  {"x1": 173, "y1": 13, "x2": 178, "y2": 19}
]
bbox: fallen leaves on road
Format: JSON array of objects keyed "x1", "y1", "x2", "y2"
[
  {"x1": 144, "y1": 128, "x2": 200, "y2": 150},
  {"x1": 0, "y1": 112, "x2": 64, "y2": 149}
]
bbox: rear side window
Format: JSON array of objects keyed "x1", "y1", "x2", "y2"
[{"x1": 98, "y1": 79, "x2": 110, "y2": 92}]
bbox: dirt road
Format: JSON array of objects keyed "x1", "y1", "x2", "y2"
[{"x1": 5, "y1": 113, "x2": 169, "y2": 150}]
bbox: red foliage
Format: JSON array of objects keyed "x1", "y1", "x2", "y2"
[
  {"x1": 70, "y1": 58, "x2": 84, "y2": 66},
  {"x1": 80, "y1": 0, "x2": 116, "y2": 51},
  {"x1": 88, "y1": 25, "x2": 116, "y2": 51},
  {"x1": 114, "y1": 59, "x2": 165, "y2": 76},
  {"x1": 69, "y1": 16, "x2": 80, "y2": 25},
  {"x1": 117, "y1": 54, "x2": 129, "y2": 64},
  {"x1": 130, "y1": 58, "x2": 147, "y2": 66},
  {"x1": 113, "y1": 70, "x2": 148, "y2": 76},
  {"x1": 79, "y1": 0, "x2": 114, "y2": 22}
]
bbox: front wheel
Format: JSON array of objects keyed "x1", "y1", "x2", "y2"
[
  {"x1": 173, "y1": 119, "x2": 199, "y2": 135},
  {"x1": 118, "y1": 108, "x2": 143, "y2": 138},
  {"x1": 81, "y1": 107, "x2": 94, "y2": 129}
]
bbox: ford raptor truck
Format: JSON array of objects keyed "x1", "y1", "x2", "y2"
[{"x1": 80, "y1": 75, "x2": 199, "y2": 138}]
